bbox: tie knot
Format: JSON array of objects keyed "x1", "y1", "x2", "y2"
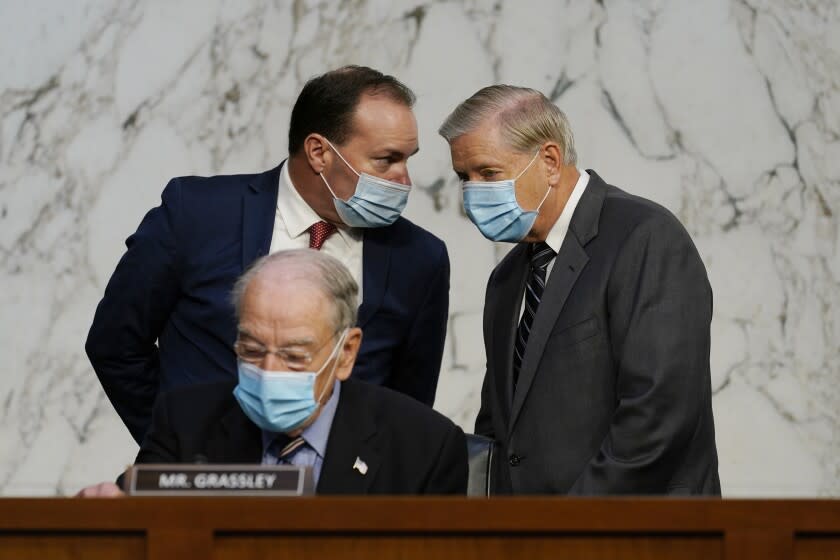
[
  {"x1": 309, "y1": 221, "x2": 337, "y2": 250},
  {"x1": 530, "y1": 242, "x2": 555, "y2": 269},
  {"x1": 274, "y1": 435, "x2": 306, "y2": 460}
]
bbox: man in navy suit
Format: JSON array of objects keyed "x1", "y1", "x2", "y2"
[{"x1": 86, "y1": 66, "x2": 449, "y2": 444}]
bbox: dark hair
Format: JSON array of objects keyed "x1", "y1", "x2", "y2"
[{"x1": 288, "y1": 65, "x2": 416, "y2": 154}]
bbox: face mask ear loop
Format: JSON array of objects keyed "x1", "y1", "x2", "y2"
[
  {"x1": 324, "y1": 138, "x2": 361, "y2": 177},
  {"x1": 314, "y1": 329, "x2": 348, "y2": 404},
  {"x1": 514, "y1": 150, "x2": 541, "y2": 181},
  {"x1": 319, "y1": 172, "x2": 342, "y2": 200},
  {"x1": 534, "y1": 183, "x2": 552, "y2": 213},
  {"x1": 534, "y1": 156, "x2": 564, "y2": 212},
  {"x1": 515, "y1": 150, "x2": 550, "y2": 212}
]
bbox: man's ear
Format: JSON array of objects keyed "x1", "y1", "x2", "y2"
[
  {"x1": 303, "y1": 133, "x2": 330, "y2": 174},
  {"x1": 541, "y1": 141, "x2": 564, "y2": 186},
  {"x1": 334, "y1": 327, "x2": 362, "y2": 381}
]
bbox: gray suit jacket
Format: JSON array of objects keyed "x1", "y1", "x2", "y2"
[{"x1": 476, "y1": 170, "x2": 721, "y2": 495}]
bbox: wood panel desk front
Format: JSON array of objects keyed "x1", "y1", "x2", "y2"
[{"x1": 1, "y1": 497, "x2": 838, "y2": 559}]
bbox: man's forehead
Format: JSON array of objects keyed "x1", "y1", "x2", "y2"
[
  {"x1": 242, "y1": 274, "x2": 331, "y2": 318},
  {"x1": 451, "y1": 126, "x2": 507, "y2": 163},
  {"x1": 237, "y1": 325, "x2": 318, "y2": 347},
  {"x1": 348, "y1": 96, "x2": 417, "y2": 142}
]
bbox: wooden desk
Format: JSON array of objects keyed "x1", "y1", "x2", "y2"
[{"x1": 1, "y1": 498, "x2": 838, "y2": 559}]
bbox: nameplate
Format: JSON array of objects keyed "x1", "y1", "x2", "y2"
[{"x1": 123, "y1": 464, "x2": 314, "y2": 496}]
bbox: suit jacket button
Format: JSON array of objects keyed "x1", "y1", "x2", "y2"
[{"x1": 509, "y1": 454, "x2": 521, "y2": 467}]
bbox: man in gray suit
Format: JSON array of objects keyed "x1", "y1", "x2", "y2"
[{"x1": 439, "y1": 85, "x2": 720, "y2": 495}]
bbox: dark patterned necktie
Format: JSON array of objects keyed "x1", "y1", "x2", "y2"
[
  {"x1": 275, "y1": 435, "x2": 306, "y2": 461},
  {"x1": 309, "y1": 221, "x2": 337, "y2": 250},
  {"x1": 512, "y1": 242, "x2": 556, "y2": 389}
]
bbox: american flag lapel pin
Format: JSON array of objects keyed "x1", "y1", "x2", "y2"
[{"x1": 353, "y1": 456, "x2": 368, "y2": 475}]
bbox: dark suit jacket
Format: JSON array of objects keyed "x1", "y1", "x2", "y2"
[
  {"x1": 133, "y1": 379, "x2": 468, "y2": 495},
  {"x1": 86, "y1": 164, "x2": 449, "y2": 443},
  {"x1": 476, "y1": 170, "x2": 720, "y2": 495}
]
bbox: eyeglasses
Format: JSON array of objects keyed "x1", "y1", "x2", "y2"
[{"x1": 233, "y1": 331, "x2": 340, "y2": 370}]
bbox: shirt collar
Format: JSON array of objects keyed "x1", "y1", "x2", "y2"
[
  {"x1": 543, "y1": 168, "x2": 590, "y2": 254},
  {"x1": 261, "y1": 379, "x2": 341, "y2": 460},
  {"x1": 277, "y1": 161, "x2": 361, "y2": 246}
]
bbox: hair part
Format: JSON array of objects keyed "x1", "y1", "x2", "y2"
[
  {"x1": 438, "y1": 84, "x2": 577, "y2": 165},
  {"x1": 288, "y1": 65, "x2": 416, "y2": 155},
  {"x1": 231, "y1": 249, "x2": 359, "y2": 332}
]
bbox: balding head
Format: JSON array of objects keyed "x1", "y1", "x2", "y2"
[
  {"x1": 231, "y1": 249, "x2": 358, "y2": 332},
  {"x1": 439, "y1": 84, "x2": 577, "y2": 165}
]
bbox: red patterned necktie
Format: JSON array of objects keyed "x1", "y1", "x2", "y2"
[{"x1": 309, "y1": 221, "x2": 337, "y2": 250}]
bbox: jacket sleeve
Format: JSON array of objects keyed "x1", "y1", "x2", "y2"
[
  {"x1": 86, "y1": 178, "x2": 183, "y2": 444},
  {"x1": 133, "y1": 390, "x2": 180, "y2": 464},
  {"x1": 473, "y1": 371, "x2": 495, "y2": 438},
  {"x1": 387, "y1": 242, "x2": 450, "y2": 407},
  {"x1": 115, "y1": 389, "x2": 180, "y2": 489},
  {"x1": 424, "y1": 423, "x2": 469, "y2": 495},
  {"x1": 474, "y1": 268, "x2": 497, "y2": 438},
  {"x1": 568, "y1": 217, "x2": 714, "y2": 494}
]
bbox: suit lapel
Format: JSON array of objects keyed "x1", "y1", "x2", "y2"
[
  {"x1": 508, "y1": 239, "x2": 588, "y2": 431},
  {"x1": 241, "y1": 164, "x2": 282, "y2": 269},
  {"x1": 357, "y1": 226, "x2": 391, "y2": 328},
  {"x1": 317, "y1": 382, "x2": 381, "y2": 494},
  {"x1": 204, "y1": 403, "x2": 263, "y2": 463},
  {"x1": 488, "y1": 246, "x2": 529, "y2": 423},
  {"x1": 508, "y1": 172, "x2": 608, "y2": 433}
]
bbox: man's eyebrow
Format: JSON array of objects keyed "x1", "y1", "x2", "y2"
[
  {"x1": 237, "y1": 328, "x2": 255, "y2": 339},
  {"x1": 376, "y1": 146, "x2": 419, "y2": 158},
  {"x1": 279, "y1": 336, "x2": 317, "y2": 348},
  {"x1": 457, "y1": 161, "x2": 502, "y2": 174},
  {"x1": 236, "y1": 330, "x2": 316, "y2": 348}
]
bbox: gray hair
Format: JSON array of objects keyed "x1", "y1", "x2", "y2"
[
  {"x1": 231, "y1": 249, "x2": 358, "y2": 331},
  {"x1": 439, "y1": 84, "x2": 577, "y2": 165}
]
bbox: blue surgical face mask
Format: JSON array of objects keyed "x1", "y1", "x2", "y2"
[
  {"x1": 319, "y1": 139, "x2": 410, "y2": 228},
  {"x1": 462, "y1": 151, "x2": 550, "y2": 243},
  {"x1": 233, "y1": 330, "x2": 347, "y2": 433}
]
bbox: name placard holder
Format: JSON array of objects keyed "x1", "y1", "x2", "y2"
[{"x1": 123, "y1": 464, "x2": 314, "y2": 496}]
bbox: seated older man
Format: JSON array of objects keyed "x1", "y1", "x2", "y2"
[{"x1": 79, "y1": 249, "x2": 467, "y2": 496}]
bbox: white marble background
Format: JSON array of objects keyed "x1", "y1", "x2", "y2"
[{"x1": 1, "y1": 0, "x2": 837, "y2": 496}]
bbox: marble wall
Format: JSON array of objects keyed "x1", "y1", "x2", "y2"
[{"x1": 1, "y1": 0, "x2": 837, "y2": 496}]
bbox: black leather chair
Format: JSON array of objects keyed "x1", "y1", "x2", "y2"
[{"x1": 465, "y1": 433, "x2": 495, "y2": 497}]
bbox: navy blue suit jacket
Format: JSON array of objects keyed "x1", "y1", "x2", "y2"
[{"x1": 86, "y1": 164, "x2": 449, "y2": 443}]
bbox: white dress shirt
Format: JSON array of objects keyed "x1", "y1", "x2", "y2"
[
  {"x1": 269, "y1": 162, "x2": 364, "y2": 299},
  {"x1": 519, "y1": 169, "x2": 590, "y2": 319}
]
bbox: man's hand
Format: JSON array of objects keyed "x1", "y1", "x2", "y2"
[{"x1": 75, "y1": 482, "x2": 125, "y2": 498}]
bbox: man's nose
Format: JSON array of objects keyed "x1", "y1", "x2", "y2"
[
  {"x1": 259, "y1": 351, "x2": 282, "y2": 372},
  {"x1": 388, "y1": 164, "x2": 411, "y2": 186}
]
